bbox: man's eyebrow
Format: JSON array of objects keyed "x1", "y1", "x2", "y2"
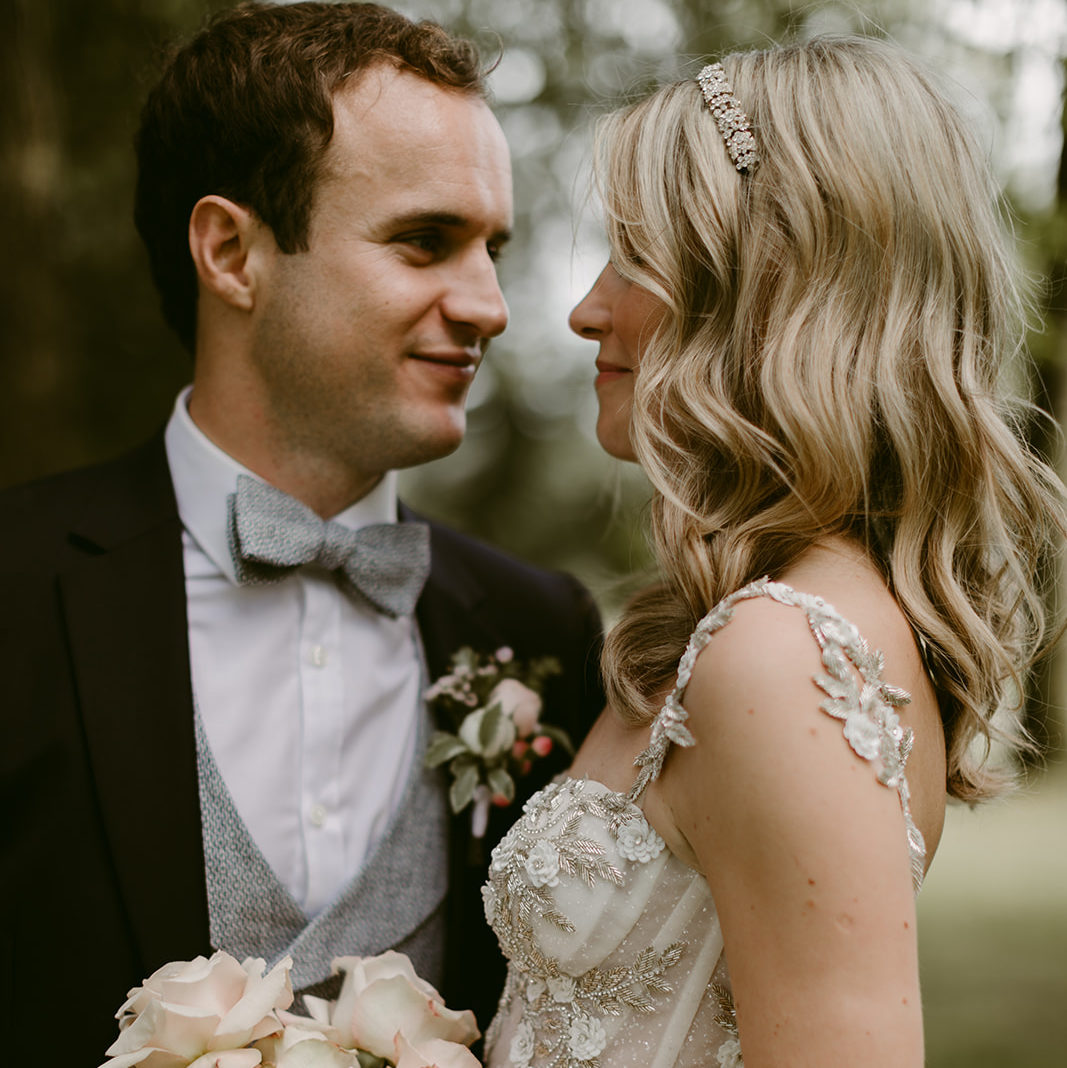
[{"x1": 386, "y1": 210, "x2": 512, "y2": 243}]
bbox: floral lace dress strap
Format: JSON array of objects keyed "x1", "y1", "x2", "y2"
[{"x1": 625, "y1": 577, "x2": 926, "y2": 891}]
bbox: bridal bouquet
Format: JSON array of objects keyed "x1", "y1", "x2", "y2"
[
  {"x1": 424, "y1": 646, "x2": 570, "y2": 836},
  {"x1": 99, "y1": 950, "x2": 479, "y2": 1068}
]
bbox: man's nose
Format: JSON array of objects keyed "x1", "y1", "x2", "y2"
[{"x1": 441, "y1": 250, "x2": 509, "y2": 340}]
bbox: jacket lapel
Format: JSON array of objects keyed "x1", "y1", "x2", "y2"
[
  {"x1": 60, "y1": 439, "x2": 208, "y2": 970},
  {"x1": 403, "y1": 504, "x2": 502, "y2": 680}
]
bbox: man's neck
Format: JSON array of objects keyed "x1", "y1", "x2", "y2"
[{"x1": 185, "y1": 388, "x2": 383, "y2": 519}]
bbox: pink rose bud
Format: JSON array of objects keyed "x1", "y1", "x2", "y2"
[
  {"x1": 489, "y1": 679, "x2": 542, "y2": 738},
  {"x1": 512, "y1": 739, "x2": 529, "y2": 759},
  {"x1": 495, "y1": 646, "x2": 514, "y2": 663},
  {"x1": 491, "y1": 793, "x2": 511, "y2": 807},
  {"x1": 531, "y1": 735, "x2": 553, "y2": 757}
]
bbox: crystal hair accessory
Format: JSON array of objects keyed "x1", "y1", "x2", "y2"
[{"x1": 696, "y1": 62, "x2": 759, "y2": 173}]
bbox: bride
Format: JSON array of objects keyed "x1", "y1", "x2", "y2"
[{"x1": 481, "y1": 36, "x2": 1064, "y2": 1067}]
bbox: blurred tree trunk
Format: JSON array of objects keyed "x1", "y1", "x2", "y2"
[
  {"x1": 0, "y1": 0, "x2": 80, "y2": 481},
  {"x1": 1024, "y1": 59, "x2": 1067, "y2": 763}
]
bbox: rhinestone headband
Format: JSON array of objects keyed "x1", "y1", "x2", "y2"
[{"x1": 696, "y1": 63, "x2": 759, "y2": 173}]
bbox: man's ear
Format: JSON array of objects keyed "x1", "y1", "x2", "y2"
[{"x1": 188, "y1": 196, "x2": 266, "y2": 311}]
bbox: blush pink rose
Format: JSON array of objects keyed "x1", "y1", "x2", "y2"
[
  {"x1": 102, "y1": 952, "x2": 293, "y2": 1068},
  {"x1": 310, "y1": 952, "x2": 479, "y2": 1061},
  {"x1": 489, "y1": 678, "x2": 542, "y2": 738}
]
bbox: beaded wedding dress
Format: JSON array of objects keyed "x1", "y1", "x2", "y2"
[{"x1": 482, "y1": 580, "x2": 926, "y2": 1068}]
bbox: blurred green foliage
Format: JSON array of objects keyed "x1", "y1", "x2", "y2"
[{"x1": 2, "y1": 2, "x2": 1065, "y2": 1058}]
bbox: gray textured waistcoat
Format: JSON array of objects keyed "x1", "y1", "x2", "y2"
[{"x1": 195, "y1": 706, "x2": 449, "y2": 999}]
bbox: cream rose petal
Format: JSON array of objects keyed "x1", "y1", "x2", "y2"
[
  {"x1": 98, "y1": 1048, "x2": 168, "y2": 1068},
  {"x1": 213, "y1": 957, "x2": 293, "y2": 1046},
  {"x1": 157, "y1": 954, "x2": 250, "y2": 1017},
  {"x1": 186, "y1": 1050, "x2": 263, "y2": 1068},
  {"x1": 117, "y1": 955, "x2": 228, "y2": 1021},
  {"x1": 117, "y1": 959, "x2": 202, "y2": 1019},
  {"x1": 393, "y1": 1034, "x2": 480, "y2": 1068},
  {"x1": 106, "y1": 998, "x2": 222, "y2": 1060},
  {"x1": 104, "y1": 953, "x2": 295, "y2": 1068},
  {"x1": 328, "y1": 953, "x2": 478, "y2": 1058},
  {"x1": 255, "y1": 1026, "x2": 359, "y2": 1068},
  {"x1": 291, "y1": 998, "x2": 334, "y2": 1032},
  {"x1": 343, "y1": 976, "x2": 470, "y2": 1059},
  {"x1": 330, "y1": 950, "x2": 437, "y2": 1041}
]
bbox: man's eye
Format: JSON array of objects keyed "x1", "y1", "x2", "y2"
[
  {"x1": 401, "y1": 233, "x2": 442, "y2": 255},
  {"x1": 487, "y1": 241, "x2": 506, "y2": 264}
]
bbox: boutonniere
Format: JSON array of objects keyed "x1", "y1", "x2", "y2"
[{"x1": 424, "y1": 646, "x2": 573, "y2": 837}]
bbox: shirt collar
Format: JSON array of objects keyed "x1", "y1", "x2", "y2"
[{"x1": 164, "y1": 385, "x2": 399, "y2": 584}]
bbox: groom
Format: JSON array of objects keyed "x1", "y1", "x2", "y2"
[{"x1": 0, "y1": 3, "x2": 602, "y2": 1062}]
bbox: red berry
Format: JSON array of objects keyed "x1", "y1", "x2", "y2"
[{"x1": 531, "y1": 735, "x2": 553, "y2": 757}]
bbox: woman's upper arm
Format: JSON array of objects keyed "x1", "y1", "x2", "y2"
[{"x1": 660, "y1": 596, "x2": 924, "y2": 1068}]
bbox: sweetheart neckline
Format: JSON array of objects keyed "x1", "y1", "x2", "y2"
[{"x1": 532, "y1": 774, "x2": 707, "y2": 878}]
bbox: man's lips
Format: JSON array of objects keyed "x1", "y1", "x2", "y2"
[{"x1": 411, "y1": 349, "x2": 480, "y2": 376}]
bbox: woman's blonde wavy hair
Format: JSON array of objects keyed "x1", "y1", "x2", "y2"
[{"x1": 597, "y1": 35, "x2": 1066, "y2": 802}]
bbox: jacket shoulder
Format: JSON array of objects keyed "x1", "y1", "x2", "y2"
[{"x1": 0, "y1": 437, "x2": 172, "y2": 566}]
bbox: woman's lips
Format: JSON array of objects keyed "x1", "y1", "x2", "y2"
[{"x1": 595, "y1": 359, "x2": 632, "y2": 386}]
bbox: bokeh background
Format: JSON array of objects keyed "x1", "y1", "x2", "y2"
[{"x1": 3, "y1": 0, "x2": 1064, "y2": 1062}]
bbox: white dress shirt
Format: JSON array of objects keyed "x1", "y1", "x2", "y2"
[{"x1": 164, "y1": 387, "x2": 423, "y2": 916}]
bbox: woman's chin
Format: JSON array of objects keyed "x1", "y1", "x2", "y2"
[{"x1": 595, "y1": 424, "x2": 639, "y2": 463}]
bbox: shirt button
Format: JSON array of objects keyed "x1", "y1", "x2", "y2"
[
  {"x1": 310, "y1": 645, "x2": 328, "y2": 667},
  {"x1": 309, "y1": 803, "x2": 327, "y2": 828}
]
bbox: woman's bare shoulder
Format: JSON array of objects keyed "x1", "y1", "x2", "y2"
[{"x1": 662, "y1": 538, "x2": 946, "y2": 869}]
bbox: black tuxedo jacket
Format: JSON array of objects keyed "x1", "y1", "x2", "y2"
[{"x1": 0, "y1": 437, "x2": 604, "y2": 1066}]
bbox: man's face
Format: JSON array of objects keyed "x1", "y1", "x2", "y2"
[{"x1": 248, "y1": 65, "x2": 513, "y2": 492}]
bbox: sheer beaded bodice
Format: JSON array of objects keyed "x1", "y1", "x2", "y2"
[{"x1": 482, "y1": 580, "x2": 926, "y2": 1068}]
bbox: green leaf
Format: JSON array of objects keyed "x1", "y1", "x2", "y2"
[
  {"x1": 487, "y1": 766, "x2": 515, "y2": 803},
  {"x1": 449, "y1": 752, "x2": 477, "y2": 774},
  {"x1": 424, "y1": 732, "x2": 468, "y2": 767},
  {"x1": 355, "y1": 1053, "x2": 388, "y2": 1068},
  {"x1": 478, "y1": 702, "x2": 504, "y2": 749},
  {"x1": 452, "y1": 647, "x2": 478, "y2": 672},
  {"x1": 449, "y1": 763, "x2": 480, "y2": 813}
]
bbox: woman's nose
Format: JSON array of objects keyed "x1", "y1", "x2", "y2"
[{"x1": 568, "y1": 265, "x2": 614, "y2": 339}]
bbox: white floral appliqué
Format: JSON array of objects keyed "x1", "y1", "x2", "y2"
[
  {"x1": 566, "y1": 1014, "x2": 607, "y2": 1061},
  {"x1": 482, "y1": 883, "x2": 498, "y2": 925},
  {"x1": 483, "y1": 779, "x2": 685, "y2": 1067},
  {"x1": 509, "y1": 1020, "x2": 535, "y2": 1067},
  {"x1": 524, "y1": 840, "x2": 562, "y2": 887},
  {"x1": 715, "y1": 1037, "x2": 743, "y2": 1068},
  {"x1": 614, "y1": 816, "x2": 665, "y2": 863}
]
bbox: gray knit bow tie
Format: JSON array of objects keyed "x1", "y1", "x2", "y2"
[{"x1": 227, "y1": 475, "x2": 430, "y2": 618}]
